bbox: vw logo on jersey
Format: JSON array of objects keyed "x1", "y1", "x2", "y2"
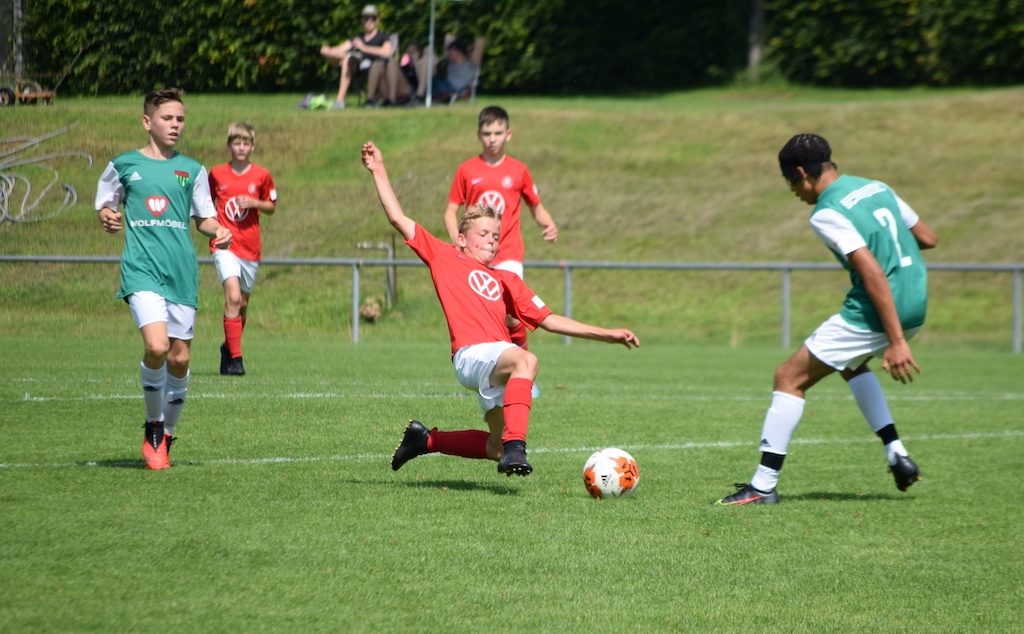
[
  {"x1": 467, "y1": 269, "x2": 502, "y2": 302},
  {"x1": 477, "y1": 190, "x2": 506, "y2": 216},
  {"x1": 225, "y1": 197, "x2": 249, "y2": 222},
  {"x1": 146, "y1": 196, "x2": 169, "y2": 216}
]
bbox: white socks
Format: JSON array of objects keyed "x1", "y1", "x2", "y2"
[
  {"x1": 758, "y1": 391, "x2": 805, "y2": 455},
  {"x1": 163, "y1": 371, "x2": 189, "y2": 436},
  {"x1": 847, "y1": 372, "x2": 893, "y2": 433},
  {"x1": 140, "y1": 362, "x2": 166, "y2": 422}
]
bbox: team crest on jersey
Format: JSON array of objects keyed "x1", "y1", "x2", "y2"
[
  {"x1": 174, "y1": 170, "x2": 190, "y2": 187},
  {"x1": 146, "y1": 196, "x2": 170, "y2": 216},
  {"x1": 501, "y1": 176, "x2": 513, "y2": 189},
  {"x1": 248, "y1": 183, "x2": 258, "y2": 196},
  {"x1": 467, "y1": 269, "x2": 501, "y2": 302},
  {"x1": 225, "y1": 197, "x2": 249, "y2": 222},
  {"x1": 477, "y1": 190, "x2": 506, "y2": 216}
]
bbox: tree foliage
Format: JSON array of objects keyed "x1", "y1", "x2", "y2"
[{"x1": 15, "y1": 0, "x2": 1024, "y2": 94}]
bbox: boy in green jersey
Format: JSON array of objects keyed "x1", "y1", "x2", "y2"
[
  {"x1": 96, "y1": 88, "x2": 232, "y2": 470},
  {"x1": 717, "y1": 134, "x2": 937, "y2": 505}
]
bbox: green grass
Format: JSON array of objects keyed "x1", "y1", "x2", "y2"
[
  {"x1": 2, "y1": 336, "x2": 1023, "y2": 631},
  {"x1": 3, "y1": 88, "x2": 1024, "y2": 348},
  {"x1": 3, "y1": 88, "x2": 1024, "y2": 630}
]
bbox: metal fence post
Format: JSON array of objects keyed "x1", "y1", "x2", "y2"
[
  {"x1": 781, "y1": 267, "x2": 791, "y2": 349},
  {"x1": 563, "y1": 262, "x2": 572, "y2": 346},
  {"x1": 352, "y1": 263, "x2": 361, "y2": 343},
  {"x1": 1014, "y1": 267, "x2": 1022, "y2": 354}
]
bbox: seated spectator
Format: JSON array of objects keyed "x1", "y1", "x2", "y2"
[
  {"x1": 406, "y1": 34, "x2": 484, "y2": 106},
  {"x1": 379, "y1": 41, "x2": 420, "y2": 106},
  {"x1": 319, "y1": 5, "x2": 394, "y2": 110}
]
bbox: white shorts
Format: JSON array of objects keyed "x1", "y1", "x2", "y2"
[
  {"x1": 213, "y1": 250, "x2": 259, "y2": 294},
  {"x1": 492, "y1": 260, "x2": 524, "y2": 279},
  {"x1": 805, "y1": 314, "x2": 921, "y2": 371},
  {"x1": 127, "y1": 291, "x2": 196, "y2": 340},
  {"x1": 453, "y1": 341, "x2": 518, "y2": 413}
]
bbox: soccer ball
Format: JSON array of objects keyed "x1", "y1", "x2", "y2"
[{"x1": 582, "y1": 448, "x2": 640, "y2": 499}]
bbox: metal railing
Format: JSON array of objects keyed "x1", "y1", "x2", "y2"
[{"x1": 2, "y1": 255, "x2": 1021, "y2": 352}]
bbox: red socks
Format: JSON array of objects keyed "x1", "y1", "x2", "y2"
[
  {"x1": 501, "y1": 377, "x2": 533, "y2": 443},
  {"x1": 427, "y1": 429, "x2": 489, "y2": 459},
  {"x1": 223, "y1": 316, "x2": 243, "y2": 358}
]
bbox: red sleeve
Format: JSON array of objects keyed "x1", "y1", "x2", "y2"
[
  {"x1": 260, "y1": 169, "x2": 278, "y2": 203},
  {"x1": 500, "y1": 272, "x2": 553, "y2": 330}
]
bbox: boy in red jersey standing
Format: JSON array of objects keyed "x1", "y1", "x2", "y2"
[
  {"x1": 443, "y1": 106, "x2": 559, "y2": 350},
  {"x1": 362, "y1": 142, "x2": 638, "y2": 477},
  {"x1": 209, "y1": 122, "x2": 278, "y2": 375}
]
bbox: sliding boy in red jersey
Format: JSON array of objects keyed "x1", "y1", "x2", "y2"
[{"x1": 362, "y1": 142, "x2": 638, "y2": 476}]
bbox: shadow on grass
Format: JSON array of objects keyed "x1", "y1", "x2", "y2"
[
  {"x1": 75, "y1": 458, "x2": 147, "y2": 469},
  {"x1": 334, "y1": 476, "x2": 522, "y2": 495},
  {"x1": 786, "y1": 491, "x2": 905, "y2": 502}
]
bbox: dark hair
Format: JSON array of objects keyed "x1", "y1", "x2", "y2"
[
  {"x1": 144, "y1": 88, "x2": 184, "y2": 116},
  {"x1": 446, "y1": 38, "x2": 469, "y2": 56},
  {"x1": 778, "y1": 133, "x2": 835, "y2": 183},
  {"x1": 478, "y1": 105, "x2": 509, "y2": 130}
]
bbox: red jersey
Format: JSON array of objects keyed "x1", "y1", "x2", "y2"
[
  {"x1": 407, "y1": 224, "x2": 552, "y2": 356},
  {"x1": 208, "y1": 162, "x2": 278, "y2": 261},
  {"x1": 447, "y1": 155, "x2": 541, "y2": 265}
]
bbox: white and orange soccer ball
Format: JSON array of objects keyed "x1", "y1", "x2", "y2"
[{"x1": 582, "y1": 448, "x2": 640, "y2": 499}]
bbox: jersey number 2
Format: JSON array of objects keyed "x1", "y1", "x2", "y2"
[{"x1": 873, "y1": 208, "x2": 913, "y2": 268}]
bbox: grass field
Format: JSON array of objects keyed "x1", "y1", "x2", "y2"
[
  {"x1": 2, "y1": 336, "x2": 1022, "y2": 631},
  {"x1": 2, "y1": 88, "x2": 1024, "y2": 630}
]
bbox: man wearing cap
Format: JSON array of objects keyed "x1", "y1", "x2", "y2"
[
  {"x1": 715, "y1": 133, "x2": 938, "y2": 506},
  {"x1": 319, "y1": 5, "x2": 394, "y2": 110}
]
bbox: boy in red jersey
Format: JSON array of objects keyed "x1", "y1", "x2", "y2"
[
  {"x1": 209, "y1": 122, "x2": 278, "y2": 375},
  {"x1": 443, "y1": 106, "x2": 559, "y2": 350},
  {"x1": 362, "y1": 142, "x2": 638, "y2": 477}
]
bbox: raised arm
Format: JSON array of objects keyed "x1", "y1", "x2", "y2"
[
  {"x1": 536, "y1": 314, "x2": 639, "y2": 349},
  {"x1": 362, "y1": 142, "x2": 416, "y2": 241}
]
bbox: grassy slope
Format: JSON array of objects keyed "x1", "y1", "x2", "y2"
[{"x1": 2, "y1": 88, "x2": 1023, "y2": 347}]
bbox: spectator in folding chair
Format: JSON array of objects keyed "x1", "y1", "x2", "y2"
[
  {"x1": 319, "y1": 5, "x2": 394, "y2": 109},
  {"x1": 405, "y1": 34, "x2": 484, "y2": 107}
]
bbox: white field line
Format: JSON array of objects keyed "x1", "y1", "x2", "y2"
[
  {"x1": 1, "y1": 430, "x2": 1021, "y2": 470},
  {"x1": 9, "y1": 391, "x2": 1024, "y2": 403}
]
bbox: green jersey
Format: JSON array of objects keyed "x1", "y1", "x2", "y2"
[
  {"x1": 95, "y1": 151, "x2": 216, "y2": 308},
  {"x1": 811, "y1": 175, "x2": 928, "y2": 332}
]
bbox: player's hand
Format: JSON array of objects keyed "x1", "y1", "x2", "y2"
[
  {"x1": 235, "y1": 195, "x2": 256, "y2": 210},
  {"x1": 98, "y1": 208, "x2": 122, "y2": 233},
  {"x1": 362, "y1": 142, "x2": 383, "y2": 171},
  {"x1": 213, "y1": 227, "x2": 233, "y2": 250},
  {"x1": 879, "y1": 339, "x2": 920, "y2": 383},
  {"x1": 610, "y1": 329, "x2": 639, "y2": 350},
  {"x1": 540, "y1": 223, "x2": 558, "y2": 242}
]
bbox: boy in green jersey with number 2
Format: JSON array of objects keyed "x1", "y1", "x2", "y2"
[
  {"x1": 717, "y1": 134, "x2": 938, "y2": 505},
  {"x1": 96, "y1": 88, "x2": 232, "y2": 470}
]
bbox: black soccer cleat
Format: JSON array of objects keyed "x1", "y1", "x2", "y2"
[
  {"x1": 225, "y1": 356, "x2": 245, "y2": 376},
  {"x1": 890, "y1": 454, "x2": 921, "y2": 492},
  {"x1": 714, "y1": 483, "x2": 780, "y2": 505},
  {"x1": 219, "y1": 344, "x2": 230, "y2": 375},
  {"x1": 496, "y1": 440, "x2": 532, "y2": 477},
  {"x1": 391, "y1": 420, "x2": 430, "y2": 471}
]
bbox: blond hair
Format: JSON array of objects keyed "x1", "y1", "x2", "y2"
[
  {"x1": 458, "y1": 203, "x2": 500, "y2": 235},
  {"x1": 227, "y1": 121, "x2": 256, "y2": 145}
]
